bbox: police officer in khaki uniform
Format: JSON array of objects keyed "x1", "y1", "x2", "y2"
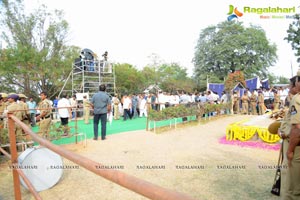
[
  {"x1": 82, "y1": 95, "x2": 91, "y2": 124},
  {"x1": 18, "y1": 94, "x2": 31, "y2": 125},
  {"x1": 6, "y1": 94, "x2": 25, "y2": 142},
  {"x1": 283, "y1": 72, "x2": 300, "y2": 200},
  {"x1": 257, "y1": 91, "x2": 264, "y2": 115},
  {"x1": 112, "y1": 94, "x2": 120, "y2": 120},
  {"x1": 18, "y1": 94, "x2": 32, "y2": 141},
  {"x1": 249, "y1": 91, "x2": 257, "y2": 115},
  {"x1": 232, "y1": 91, "x2": 239, "y2": 114},
  {"x1": 273, "y1": 90, "x2": 280, "y2": 111},
  {"x1": 36, "y1": 91, "x2": 52, "y2": 139},
  {"x1": 241, "y1": 91, "x2": 249, "y2": 115},
  {"x1": 278, "y1": 76, "x2": 298, "y2": 198}
]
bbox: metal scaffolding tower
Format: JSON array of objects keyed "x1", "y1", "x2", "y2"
[{"x1": 71, "y1": 58, "x2": 115, "y2": 97}]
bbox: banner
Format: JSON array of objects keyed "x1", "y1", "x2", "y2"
[
  {"x1": 208, "y1": 76, "x2": 269, "y2": 96},
  {"x1": 208, "y1": 83, "x2": 224, "y2": 97}
]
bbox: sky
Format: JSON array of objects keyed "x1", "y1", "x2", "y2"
[{"x1": 22, "y1": 0, "x2": 300, "y2": 78}]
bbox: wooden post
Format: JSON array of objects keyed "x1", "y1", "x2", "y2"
[{"x1": 7, "y1": 113, "x2": 21, "y2": 200}]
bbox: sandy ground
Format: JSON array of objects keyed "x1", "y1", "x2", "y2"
[{"x1": 0, "y1": 115, "x2": 281, "y2": 200}]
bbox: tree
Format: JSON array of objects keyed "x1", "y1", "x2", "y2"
[
  {"x1": 276, "y1": 76, "x2": 289, "y2": 84},
  {"x1": 140, "y1": 62, "x2": 196, "y2": 93},
  {"x1": 114, "y1": 62, "x2": 196, "y2": 95},
  {"x1": 114, "y1": 63, "x2": 145, "y2": 94},
  {"x1": 0, "y1": 0, "x2": 77, "y2": 99},
  {"x1": 140, "y1": 66, "x2": 159, "y2": 87},
  {"x1": 267, "y1": 74, "x2": 289, "y2": 85},
  {"x1": 193, "y1": 21, "x2": 277, "y2": 87},
  {"x1": 285, "y1": 14, "x2": 300, "y2": 62},
  {"x1": 156, "y1": 63, "x2": 195, "y2": 93}
]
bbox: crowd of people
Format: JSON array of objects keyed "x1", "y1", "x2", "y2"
[
  {"x1": 230, "y1": 86, "x2": 290, "y2": 115},
  {"x1": 0, "y1": 92, "x2": 51, "y2": 142},
  {"x1": 0, "y1": 89, "x2": 225, "y2": 143},
  {"x1": 0, "y1": 79, "x2": 299, "y2": 198},
  {"x1": 0, "y1": 84, "x2": 292, "y2": 142}
]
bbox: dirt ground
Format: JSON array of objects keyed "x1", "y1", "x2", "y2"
[{"x1": 0, "y1": 115, "x2": 281, "y2": 200}]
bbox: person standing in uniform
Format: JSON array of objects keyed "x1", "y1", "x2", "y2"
[
  {"x1": 257, "y1": 91, "x2": 264, "y2": 115},
  {"x1": 36, "y1": 91, "x2": 52, "y2": 139},
  {"x1": 18, "y1": 94, "x2": 31, "y2": 141},
  {"x1": 241, "y1": 91, "x2": 249, "y2": 115},
  {"x1": 273, "y1": 90, "x2": 280, "y2": 111},
  {"x1": 18, "y1": 94, "x2": 31, "y2": 126},
  {"x1": 283, "y1": 72, "x2": 300, "y2": 200},
  {"x1": 249, "y1": 90, "x2": 257, "y2": 115},
  {"x1": 232, "y1": 91, "x2": 239, "y2": 114},
  {"x1": 6, "y1": 94, "x2": 24, "y2": 142},
  {"x1": 91, "y1": 84, "x2": 111, "y2": 140},
  {"x1": 278, "y1": 76, "x2": 298, "y2": 199},
  {"x1": 83, "y1": 95, "x2": 91, "y2": 124},
  {"x1": 112, "y1": 94, "x2": 120, "y2": 120}
]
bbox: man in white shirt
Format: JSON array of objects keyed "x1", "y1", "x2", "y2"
[
  {"x1": 212, "y1": 91, "x2": 219, "y2": 103},
  {"x1": 58, "y1": 93, "x2": 72, "y2": 136},
  {"x1": 158, "y1": 91, "x2": 166, "y2": 111},
  {"x1": 281, "y1": 86, "x2": 289, "y2": 106},
  {"x1": 123, "y1": 94, "x2": 132, "y2": 121},
  {"x1": 221, "y1": 91, "x2": 228, "y2": 103},
  {"x1": 139, "y1": 95, "x2": 148, "y2": 117}
]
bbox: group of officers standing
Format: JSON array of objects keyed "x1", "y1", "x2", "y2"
[
  {"x1": 0, "y1": 91, "x2": 52, "y2": 143},
  {"x1": 232, "y1": 87, "x2": 288, "y2": 115}
]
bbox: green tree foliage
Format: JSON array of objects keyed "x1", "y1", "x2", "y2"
[
  {"x1": 140, "y1": 66, "x2": 160, "y2": 87},
  {"x1": 0, "y1": 0, "x2": 79, "y2": 99},
  {"x1": 114, "y1": 62, "x2": 195, "y2": 95},
  {"x1": 268, "y1": 74, "x2": 289, "y2": 84},
  {"x1": 193, "y1": 21, "x2": 277, "y2": 88},
  {"x1": 156, "y1": 63, "x2": 196, "y2": 93},
  {"x1": 285, "y1": 14, "x2": 300, "y2": 62},
  {"x1": 114, "y1": 63, "x2": 145, "y2": 94},
  {"x1": 276, "y1": 76, "x2": 289, "y2": 84}
]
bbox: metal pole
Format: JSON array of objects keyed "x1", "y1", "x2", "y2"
[
  {"x1": 7, "y1": 113, "x2": 21, "y2": 200},
  {"x1": 58, "y1": 70, "x2": 72, "y2": 98}
]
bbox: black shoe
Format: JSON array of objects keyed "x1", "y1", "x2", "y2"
[
  {"x1": 101, "y1": 137, "x2": 106, "y2": 140},
  {"x1": 93, "y1": 137, "x2": 98, "y2": 140}
]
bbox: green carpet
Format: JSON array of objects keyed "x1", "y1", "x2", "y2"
[{"x1": 32, "y1": 116, "x2": 197, "y2": 145}]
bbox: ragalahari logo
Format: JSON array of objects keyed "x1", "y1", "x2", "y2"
[{"x1": 227, "y1": 5, "x2": 243, "y2": 21}]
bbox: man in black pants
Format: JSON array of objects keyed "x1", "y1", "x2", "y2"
[
  {"x1": 91, "y1": 84, "x2": 111, "y2": 140},
  {"x1": 57, "y1": 93, "x2": 72, "y2": 136}
]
